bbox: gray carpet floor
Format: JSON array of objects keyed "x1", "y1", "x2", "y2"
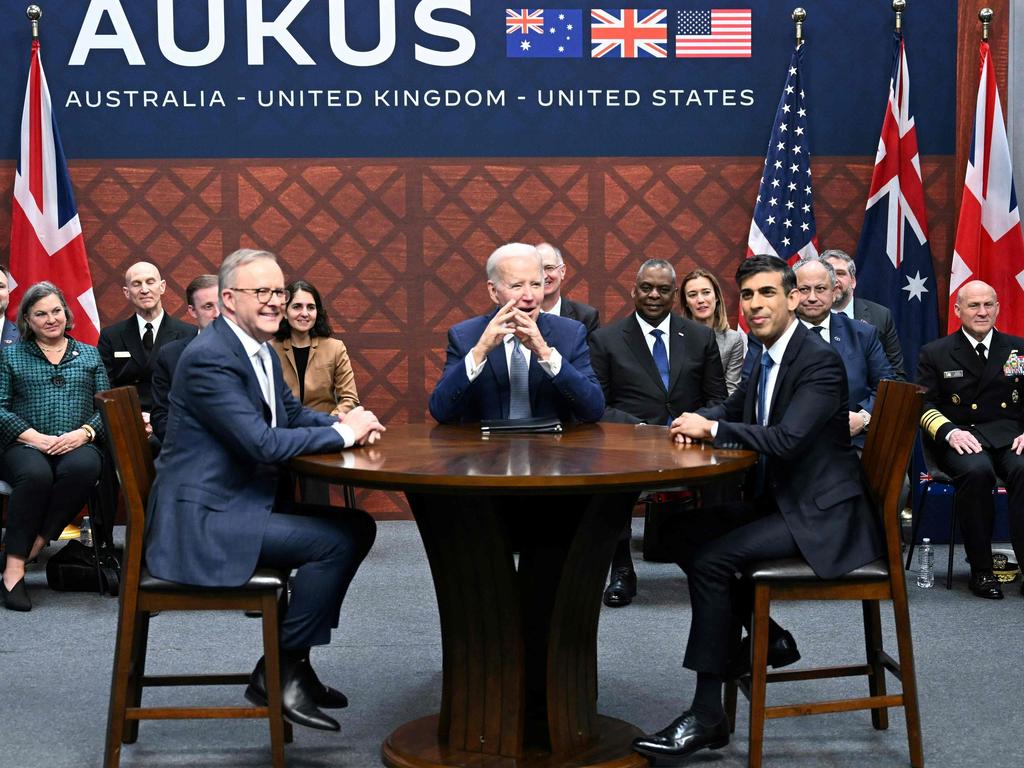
[{"x1": 2, "y1": 520, "x2": 1021, "y2": 768}]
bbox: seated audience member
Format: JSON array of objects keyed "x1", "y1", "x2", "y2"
[
  {"x1": 150, "y1": 274, "x2": 220, "y2": 442},
  {"x1": 0, "y1": 282, "x2": 110, "y2": 612},
  {"x1": 98, "y1": 261, "x2": 196, "y2": 424},
  {"x1": 632, "y1": 256, "x2": 883, "y2": 763},
  {"x1": 823, "y1": 248, "x2": 906, "y2": 380},
  {"x1": 917, "y1": 280, "x2": 1024, "y2": 600},
  {"x1": 428, "y1": 242, "x2": 604, "y2": 425},
  {"x1": 537, "y1": 242, "x2": 601, "y2": 337},
  {"x1": 144, "y1": 248, "x2": 385, "y2": 731},
  {"x1": 681, "y1": 267, "x2": 745, "y2": 395},
  {"x1": 272, "y1": 280, "x2": 360, "y2": 503},
  {"x1": 791, "y1": 256, "x2": 893, "y2": 448},
  {"x1": 589, "y1": 259, "x2": 726, "y2": 607},
  {"x1": 0, "y1": 263, "x2": 19, "y2": 347}
]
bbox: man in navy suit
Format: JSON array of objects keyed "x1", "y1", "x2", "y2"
[
  {"x1": 429, "y1": 242, "x2": 604, "y2": 425},
  {"x1": 633, "y1": 256, "x2": 883, "y2": 764},
  {"x1": 145, "y1": 249, "x2": 385, "y2": 732},
  {"x1": 0, "y1": 263, "x2": 19, "y2": 347},
  {"x1": 792, "y1": 256, "x2": 894, "y2": 448}
]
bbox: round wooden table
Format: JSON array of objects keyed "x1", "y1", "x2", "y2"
[{"x1": 292, "y1": 423, "x2": 755, "y2": 768}]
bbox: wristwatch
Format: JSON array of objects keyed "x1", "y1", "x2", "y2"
[{"x1": 859, "y1": 410, "x2": 871, "y2": 432}]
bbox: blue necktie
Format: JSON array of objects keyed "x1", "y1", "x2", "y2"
[
  {"x1": 509, "y1": 338, "x2": 532, "y2": 419},
  {"x1": 757, "y1": 350, "x2": 774, "y2": 426},
  {"x1": 651, "y1": 329, "x2": 669, "y2": 391}
]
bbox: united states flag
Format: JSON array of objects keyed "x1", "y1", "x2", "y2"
[
  {"x1": 746, "y1": 43, "x2": 817, "y2": 265},
  {"x1": 676, "y1": 9, "x2": 751, "y2": 58},
  {"x1": 591, "y1": 9, "x2": 668, "y2": 59},
  {"x1": 855, "y1": 33, "x2": 938, "y2": 376},
  {"x1": 948, "y1": 40, "x2": 1024, "y2": 335},
  {"x1": 9, "y1": 38, "x2": 99, "y2": 344}
]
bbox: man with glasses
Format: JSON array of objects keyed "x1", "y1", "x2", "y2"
[
  {"x1": 589, "y1": 259, "x2": 727, "y2": 606},
  {"x1": 789, "y1": 255, "x2": 893, "y2": 449},
  {"x1": 145, "y1": 249, "x2": 386, "y2": 732},
  {"x1": 537, "y1": 242, "x2": 600, "y2": 338}
]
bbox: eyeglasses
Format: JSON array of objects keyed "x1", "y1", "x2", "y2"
[
  {"x1": 230, "y1": 287, "x2": 290, "y2": 304},
  {"x1": 542, "y1": 264, "x2": 565, "y2": 273}
]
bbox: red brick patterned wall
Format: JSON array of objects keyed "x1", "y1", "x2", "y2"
[{"x1": 0, "y1": 156, "x2": 955, "y2": 517}]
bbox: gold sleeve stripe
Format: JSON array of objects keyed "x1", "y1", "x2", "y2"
[{"x1": 920, "y1": 409, "x2": 951, "y2": 438}]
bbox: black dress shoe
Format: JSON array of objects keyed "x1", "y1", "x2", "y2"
[
  {"x1": 726, "y1": 629, "x2": 800, "y2": 680},
  {"x1": 632, "y1": 710, "x2": 729, "y2": 765},
  {"x1": 245, "y1": 655, "x2": 340, "y2": 731},
  {"x1": 1, "y1": 577, "x2": 32, "y2": 612},
  {"x1": 969, "y1": 570, "x2": 1003, "y2": 600},
  {"x1": 246, "y1": 657, "x2": 349, "y2": 710},
  {"x1": 603, "y1": 566, "x2": 637, "y2": 607}
]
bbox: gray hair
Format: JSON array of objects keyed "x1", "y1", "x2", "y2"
[
  {"x1": 218, "y1": 249, "x2": 278, "y2": 307},
  {"x1": 485, "y1": 243, "x2": 542, "y2": 283},
  {"x1": 821, "y1": 248, "x2": 856, "y2": 280},
  {"x1": 17, "y1": 281, "x2": 74, "y2": 340},
  {"x1": 636, "y1": 259, "x2": 676, "y2": 284},
  {"x1": 536, "y1": 242, "x2": 563, "y2": 265},
  {"x1": 793, "y1": 255, "x2": 837, "y2": 286}
]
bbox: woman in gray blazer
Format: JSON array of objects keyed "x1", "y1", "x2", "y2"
[{"x1": 681, "y1": 268, "x2": 745, "y2": 395}]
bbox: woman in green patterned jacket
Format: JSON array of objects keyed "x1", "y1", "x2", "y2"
[{"x1": 0, "y1": 282, "x2": 110, "y2": 611}]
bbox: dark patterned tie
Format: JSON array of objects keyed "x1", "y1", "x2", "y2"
[
  {"x1": 142, "y1": 322, "x2": 154, "y2": 352},
  {"x1": 811, "y1": 325, "x2": 826, "y2": 341},
  {"x1": 976, "y1": 342, "x2": 987, "y2": 362},
  {"x1": 509, "y1": 338, "x2": 532, "y2": 419},
  {"x1": 650, "y1": 329, "x2": 669, "y2": 390}
]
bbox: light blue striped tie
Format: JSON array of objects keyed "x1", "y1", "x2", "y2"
[{"x1": 509, "y1": 338, "x2": 532, "y2": 419}]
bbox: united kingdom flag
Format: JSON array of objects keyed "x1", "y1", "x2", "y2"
[
  {"x1": 9, "y1": 38, "x2": 99, "y2": 344},
  {"x1": 590, "y1": 9, "x2": 668, "y2": 59},
  {"x1": 855, "y1": 32, "x2": 938, "y2": 375},
  {"x1": 506, "y1": 9, "x2": 545, "y2": 35}
]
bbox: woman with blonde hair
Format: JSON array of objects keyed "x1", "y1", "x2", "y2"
[{"x1": 681, "y1": 268, "x2": 745, "y2": 395}]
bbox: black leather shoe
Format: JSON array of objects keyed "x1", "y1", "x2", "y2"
[
  {"x1": 245, "y1": 655, "x2": 340, "y2": 731},
  {"x1": 246, "y1": 657, "x2": 349, "y2": 712},
  {"x1": 603, "y1": 566, "x2": 637, "y2": 607},
  {"x1": 1, "y1": 577, "x2": 32, "y2": 612},
  {"x1": 969, "y1": 570, "x2": 1003, "y2": 599},
  {"x1": 727, "y1": 630, "x2": 800, "y2": 680},
  {"x1": 632, "y1": 710, "x2": 729, "y2": 764}
]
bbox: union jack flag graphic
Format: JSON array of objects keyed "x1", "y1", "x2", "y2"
[
  {"x1": 506, "y1": 9, "x2": 545, "y2": 35},
  {"x1": 591, "y1": 9, "x2": 668, "y2": 59}
]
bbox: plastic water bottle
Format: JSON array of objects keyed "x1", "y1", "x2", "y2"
[
  {"x1": 79, "y1": 516, "x2": 94, "y2": 548},
  {"x1": 916, "y1": 538, "x2": 934, "y2": 589}
]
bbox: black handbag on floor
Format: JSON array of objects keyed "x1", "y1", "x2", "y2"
[{"x1": 46, "y1": 539, "x2": 121, "y2": 595}]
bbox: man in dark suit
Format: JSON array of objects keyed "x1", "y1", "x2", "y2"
[
  {"x1": 150, "y1": 274, "x2": 221, "y2": 442},
  {"x1": 824, "y1": 248, "x2": 906, "y2": 380},
  {"x1": 917, "y1": 280, "x2": 1024, "y2": 600},
  {"x1": 429, "y1": 243, "x2": 604, "y2": 425},
  {"x1": 793, "y1": 256, "x2": 894, "y2": 448},
  {"x1": 633, "y1": 256, "x2": 883, "y2": 764},
  {"x1": 589, "y1": 258, "x2": 727, "y2": 606},
  {"x1": 145, "y1": 249, "x2": 385, "y2": 732},
  {"x1": 0, "y1": 263, "x2": 19, "y2": 347},
  {"x1": 537, "y1": 242, "x2": 600, "y2": 337},
  {"x1": 98, "y1": 261, "x2": 197, "y2": 418}
]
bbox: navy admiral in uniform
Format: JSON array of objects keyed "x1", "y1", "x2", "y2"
[{"x1": 917, "y1": 280, "x2": 1024, "y2": 599}]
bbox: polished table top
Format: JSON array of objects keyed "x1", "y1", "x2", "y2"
[{"x1": 291, "y1": 422, "x2": 756, "y2": 492}]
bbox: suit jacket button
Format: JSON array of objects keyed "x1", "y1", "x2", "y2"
[
  {"x1": 1001, "y1": 402, "x2": 1007, "y2": 408},
  {"x1": 970, "y1": 403, "x2": 978, "y2": 410}
]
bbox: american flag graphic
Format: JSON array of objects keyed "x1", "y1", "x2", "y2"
[
  {"x1": 591, "y1": 9, "x2": 668, "y2": 59},
  {"x1": 676, "y1": 9, "x2": 751, "y2": 58}
]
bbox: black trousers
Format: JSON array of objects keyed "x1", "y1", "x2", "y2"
[
  {"x1": 931, "y1": 440, "x2": 1024, "y2": 570},
  {"x1": 1, "y1": 443, "x2": 103, "y2": 558},
  {"x1": 256, "y1": 503, "x2": 376, "y2": 651},
  {"x1": 669, "y1": 498, "x2": 800, "y2": 676}
]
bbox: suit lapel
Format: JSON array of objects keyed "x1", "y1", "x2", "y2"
[
  {"x1": 979, "y1": 331, "x2": 1010, "y2": 390},
  {"x1": 950, "y1": 331, "x2": 986, "y2": 380},
  {"x1": 667, "y1": 315, "x2": 687, "y2": 393},
  {"x1": 527, "y1": 315, "x2": 550, "y2": 409},
  {"x1": 828, "y1": 314, "x2": 848, "y2": 355},
  {"x1": 215, "y1": 318, "x2": 271, "y2": 423},
  {"x1": 624, "y1": 315, "x2": 666, "y2": 393},
  {"x1": 768, "y1": 323, "x2": 807, "y2": 425},
  {"x1": 487, "y1": 341, "x2": 511, "y2": 420},
  {"x1": 122, "y1": 318, "x2": 147, "y2": 367}
]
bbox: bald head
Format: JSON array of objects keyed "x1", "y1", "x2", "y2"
[
  {"x1": 123, "y1": 261, "x2": 166, "y2": 320},
  {"x1": 954, "y1": 281, "x2": 999, "y2": 341}
]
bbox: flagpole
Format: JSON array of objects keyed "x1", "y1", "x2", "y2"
[
  {"x1": 792, "y1": 7, "x2": 806, "y2": 47},
  {"x1": 893, "y1": 0, "x2": 905, "y2": 35},
  {"x1": 26, "y1": 5, "x2": 41, "y2": 39},
  {"x1": 979, "y1": 7, "x2": 992, "y2": 42}
]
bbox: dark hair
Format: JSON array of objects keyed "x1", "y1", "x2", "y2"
[
  {"x1": 17, "y1": 281, "x2": 75, "y2": 340},
  {"x1": 185, "y1": 274, "x2": 218, "y2": 307},
  {"x1": 681, "y1": 268, "x2": 729, "y2": 332},
  {"x1": 275, "y1": 280, "x2": 333, "y2": 340},
  {"x1": 735, "y1": 255, "x2": 796, "y2": 294}
]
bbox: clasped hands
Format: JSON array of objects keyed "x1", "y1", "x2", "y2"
[
  {"x1": 23, "y1": 428, "x2": 91, "y2": 455},
  {"x1": 339, "y1": 406, "x2": 386, "y2": 446},
  {"x1": 471, "y1": 299, "x2": 551, "y2": 365},
  {"x1": 670, "y1": 412, "x2": 716, "y2": 445}
]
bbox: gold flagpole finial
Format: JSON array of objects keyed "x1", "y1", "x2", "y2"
[
  {"x1": 893, "y1": 0, "x2": 906, "y2": 35},
  {"x1": 979, "y1": 8, "x2": 993, "y2": 42},
  {"x1": 26, "y1": 5, "x2": 42, "y2": 39},
  {"x1": 792, "y1": 8, "x2": 806, "y2": 46}
]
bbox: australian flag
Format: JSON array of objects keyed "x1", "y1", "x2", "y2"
[
  {"x1": 506, "y1": 9, "x2": 583, "y2": 58},
  {"x1": 854, "y1": 33, "x2": 938, "y2": 376},
  {"x1": 746, "y1": 42, "x2": 817, "y2": 263}
]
